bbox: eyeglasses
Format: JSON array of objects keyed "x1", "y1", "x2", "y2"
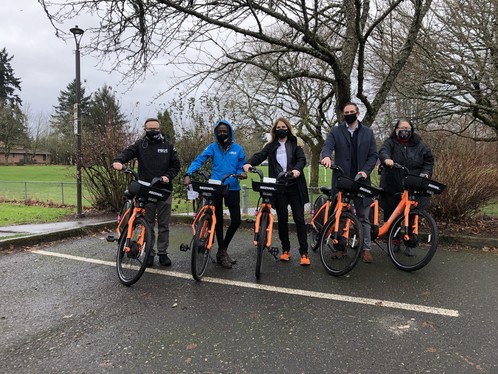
[{"x1": 145, "y1": 128, "x2": 160, "y2": 131}]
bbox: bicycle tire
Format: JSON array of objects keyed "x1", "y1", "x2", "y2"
[
  {"x1": 191, "y1": 213, "x2": 212, "y2": 281},
  {"x1": 310, "y1": 195, "x2": 328, "y2": 251},
  {"x1": 255, "y1": 212, "x2": 269, "y2": 279},
  {"x1": 387, "y1": 209, "x2": 438, "y2": 272},
  {"x1": 319, "y1": 211, "x2": 363, "y2": 276},
  {"x1": 116, "y1": 216, "x2": 153, "y2": 286}
]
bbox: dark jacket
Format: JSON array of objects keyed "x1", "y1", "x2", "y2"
[
  {"x1": 247, "y1": 136, "x2": 309, "y2": 205},
  {"x1": 321, "y1": 122, "x2": 378, "y2": 202},
  {"x1": 114, "y1": 135, "x2": 181, "y2": 191},
  {"x1": 378, "y1": 132, "x2": 434, "y2": 194}
]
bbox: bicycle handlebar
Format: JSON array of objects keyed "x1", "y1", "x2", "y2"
[
  {"x1": 119, "y1": 166, "x2": 139, "y2": 180},
  {"x1": 221, "y1": 173, "x2": 247, "y2": 183},
  {"x1": 247, "y1": 166, "x2": 264, "y2": 181}
]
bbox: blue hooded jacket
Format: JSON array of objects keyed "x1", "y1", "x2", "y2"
[{"x1": 187, "y1": 119, "x2": 246, "y2": 191}]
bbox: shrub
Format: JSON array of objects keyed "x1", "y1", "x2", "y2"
[{"x1": 429, "y1": 139, "x2": 498, "y2": 222}]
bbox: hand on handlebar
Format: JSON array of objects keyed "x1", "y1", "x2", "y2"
[
  {"x1": 112, "y1": 162, "x2": 123, "y2": 171},
  {"x1": 384, "y1": 159, "x2": 394, "y2": 167},
  {"x1": 321, "y1": 157, "x2": 332, "y2": 168},
  {"x1": 183, "y1": 175, "x2": 191, "y2": 188},
  {"x1": 243, "y1": 163, "x2": 252, "y2": 173}
]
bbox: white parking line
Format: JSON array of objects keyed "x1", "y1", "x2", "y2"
[{"x1": 30, "y1": 249, "x2": 460, "y2": 317}]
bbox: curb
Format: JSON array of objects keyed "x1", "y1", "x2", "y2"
[
  {"x1": 0, "y1": 221, "x2": 116, "y2": 251},
  {"x1": 1, "y1": 216, "x2": 497, "y2": 251}
]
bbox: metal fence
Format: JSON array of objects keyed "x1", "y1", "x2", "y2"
[
  {"x1": 0, "y1": 181, "x2": 83, "y2": 205},
  {"x1": 0, "y1": 180, "x2": 323, "y2": 215}
]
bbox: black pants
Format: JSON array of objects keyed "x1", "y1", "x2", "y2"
[
  {"x1": 215, "y1": 190, "x2": 241, "y2": 250},
  {"x1": 274, "y1": 185, "x2": 308, "y2": 254}
]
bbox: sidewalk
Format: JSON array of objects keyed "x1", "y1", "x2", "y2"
[{"x1": 1, "y1": 214, "x2": 497, "y2": 251}]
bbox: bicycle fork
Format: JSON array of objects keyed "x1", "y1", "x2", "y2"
[{"x1": 253, "y1": 205, "x2": 274, "y2": 248}]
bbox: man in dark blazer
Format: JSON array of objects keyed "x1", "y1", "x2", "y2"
[{"x1": 320, "y1": 102, "x2": 378, "y2": 263}]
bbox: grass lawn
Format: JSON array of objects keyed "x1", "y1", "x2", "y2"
[
  {"x1": 0, "y1": 203, "x2": 74, "y2": 226},
  {"x1": 0, "y1": 164, "x2": 75, "y2": 181}
]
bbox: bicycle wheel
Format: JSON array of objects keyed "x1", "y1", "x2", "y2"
[
  {"x1": 255, "y1": 212, "x2": 269, "y2": 279},
  {"x1": 116, "y1": 216, "x2": 153, "y2": 286},
  {"x1": 310, "y1": 195, "x2": 327, "y2": 251},
  {"x1": 191, "y1": 213, "x2": 212, "y2": 281},
  {"x1": 387, "y1": 209, "x2": 438, "y2": 271},
  {"x1": 319, "y1": 211, "x2": 363, "y2": 276}
]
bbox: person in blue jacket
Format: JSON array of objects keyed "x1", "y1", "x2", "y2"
[{"x1": 183, "y1": 120, "x2": 246, "y2": 269}]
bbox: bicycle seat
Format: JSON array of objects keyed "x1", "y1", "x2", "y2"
[{"x1": 319, "y1": 186, "x2": 332, "y2": 195}]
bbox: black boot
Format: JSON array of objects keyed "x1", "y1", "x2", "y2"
[{"x1": 216, "y1": 248, "x2": 232, "y2": 269}]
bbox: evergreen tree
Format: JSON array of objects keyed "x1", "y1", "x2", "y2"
[
  {"x1": 49, "y1": 80, "x2": 91, "y2": 164},
  {"x1": 0, "y1": 48, "x2": 22, "y2": 106},
  {"x1": 157, "y1": 109, "x2": 175, "y2": 143}
]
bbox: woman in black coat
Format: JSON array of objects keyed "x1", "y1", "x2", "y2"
[
  {"x1": 378, "y1": 119, "x2": 434, "y2": 222},
  {"x1": 243, "y1": 118, "x2": 310, "y2": 266}
]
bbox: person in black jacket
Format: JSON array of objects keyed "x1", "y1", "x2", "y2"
[
  {"x1": 378, "y1": 118, "x2": 434, "y2": 222},
  {"x1": 243, "y1": 118, "x2": 310, "y2": 266},
  {"x1": 113, "y1": 118, "x2": 181, "y2": 267}
]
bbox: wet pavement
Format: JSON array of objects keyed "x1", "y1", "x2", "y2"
[{"x1": 1, "y1": 223, "x2": 497, "y2": 373}]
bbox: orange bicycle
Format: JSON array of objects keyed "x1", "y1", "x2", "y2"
[
  {"x1": 107, "y1": 167, "x2": 171, "y2": 286},
  {"x1": 247, "y1": 167, "x2": 289, "y2": 279},
  {"x1": 370, "y1": 163, "x2": 446, "y2": 271},
  {"x1": 181, "y1": 171, "x2": 245, "y2": 281},
  {"x1": 317, "y1": 165, "x2": 380, "y2": 276}
]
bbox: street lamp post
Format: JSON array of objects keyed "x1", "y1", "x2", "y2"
[{"x1": 70, "y1": 25, "x2": 85, "y2": 218}]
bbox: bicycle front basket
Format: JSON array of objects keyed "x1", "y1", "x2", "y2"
[
  {"x1": 252, "y1": 180, "x2": 285, "y2": 197},
  {"x1": 191, "y1": 180, "x2": 228, "y2": 198},
  {"x1": 403, "y1": 175, "x2": 446, "y2": 195},
  {"x1": 336, "y1": 176, "x2": 380, "y2": 198},
  {"x1": 128, "y1": 180, "x2": 172, "y2": 202}
]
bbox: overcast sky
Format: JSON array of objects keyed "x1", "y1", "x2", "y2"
[{"x1": 1, "y1": 1, "x2": 180, "y2": 126}]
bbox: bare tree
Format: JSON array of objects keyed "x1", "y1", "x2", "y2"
[
  {"x1": 39, "y1": 0, "x2": 431, "y2": 126},
  {"x1": 390, "y1": 0, "x2": 498, "y2": 141}
]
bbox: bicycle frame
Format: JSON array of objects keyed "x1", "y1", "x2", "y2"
[
  {"x1": 327, "y1": 190, "x2": 356, "y2": 244},
  {"x1": 253, "y1": 199, "x2": 274, "y2": 248},
  {"x1": 122, "y1": 202, "x2": 147, "y2": 253},
  {"x1": 310, "y1": 192, "x2": 336, "y2": 232},
  {"x1": 371, "y1": 189, "x2": 419, "y2": 240},
  {"x1": 191, "y1": 202, "x2": 217, "y2": 251}
]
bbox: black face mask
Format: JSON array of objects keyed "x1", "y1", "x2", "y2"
[
  {"x1": 146, "y1": 130, "x2": 162, "y2": 142},
  {"x1": 344, "y1": 113, "x2": 357, "y2": 124},
  {"x1": 217, "y1": 133, "x2": 229, "y2": 144},
  {"x1": 276, "y1": 129, "x2": 289, "y2": 139},
  {"x1": 397, "y1": 130, "x2": 411, "y2": 140}
]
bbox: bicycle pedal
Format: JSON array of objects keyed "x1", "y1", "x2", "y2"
[
  {"x1": 268, "y1": 246, "x2": 280, "y2": 259},
  {"x1": 179, "y1": 243, "x2": 190, "y2": 252},
  {"x1": 106, "y1": 235, "x2": 116, "y2": 242}
]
